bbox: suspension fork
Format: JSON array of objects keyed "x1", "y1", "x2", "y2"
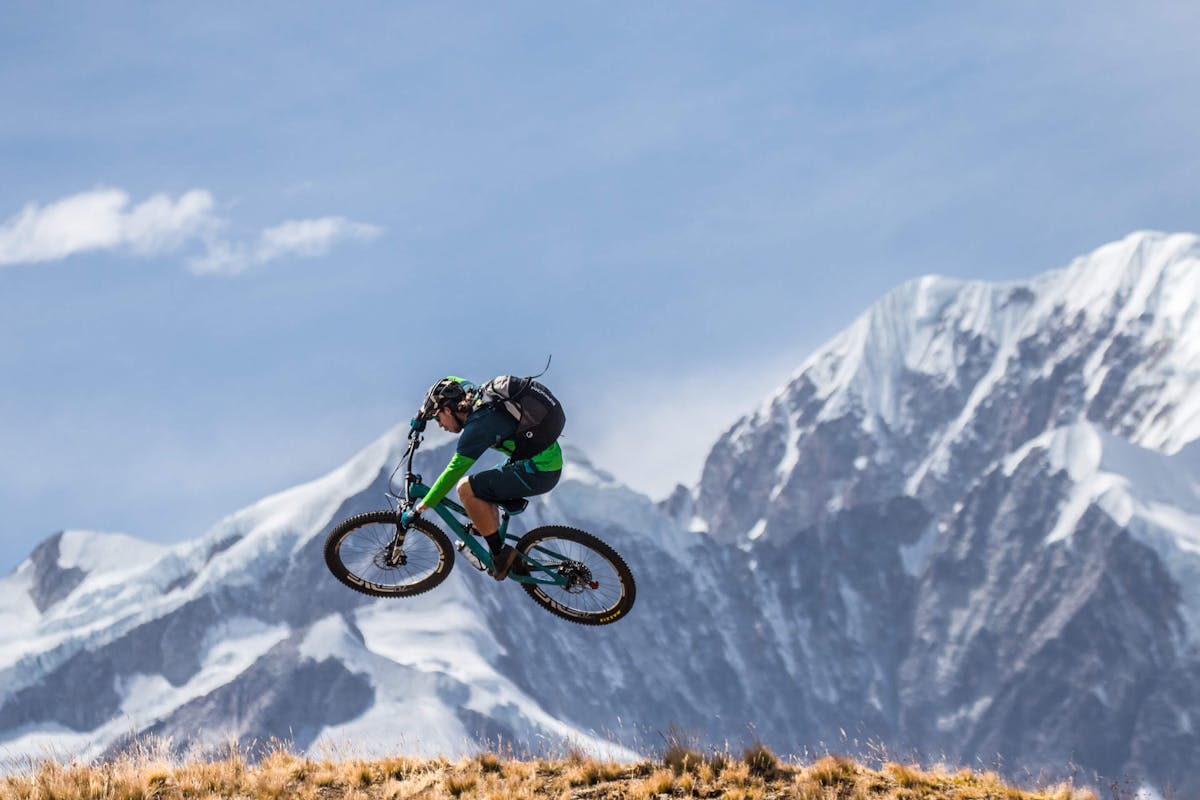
[{"x1": 385, "y1": 509, "x2": 409, "y2": 567}]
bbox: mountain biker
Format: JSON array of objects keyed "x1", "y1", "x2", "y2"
[{"x1": 402, "y1": 376, "x2": 563, "y2": 580}]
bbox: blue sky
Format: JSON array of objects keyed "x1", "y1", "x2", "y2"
[{"x1": 2, "y1": 2, "x2": 1198, "y2": 572}]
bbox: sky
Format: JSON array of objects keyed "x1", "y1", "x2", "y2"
[{"x1": 2, "y1": 2, "x2": 1198, "y2": 572}]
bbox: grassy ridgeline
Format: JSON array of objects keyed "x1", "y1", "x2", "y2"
[{"x1": 0, "y1": 744, "x2": 1100, "y2": 800}]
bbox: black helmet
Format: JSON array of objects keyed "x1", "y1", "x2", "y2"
[{"x1": 419, "y1": 376, "x2": 473, "y2": 420}]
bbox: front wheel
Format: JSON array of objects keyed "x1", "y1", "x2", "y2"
[
  {"x1": 516, "y1": 526, "x2": 636, "y2": 625},
  {"x1": 324, "y1": 511, "x2": 454, "y2": 597}
]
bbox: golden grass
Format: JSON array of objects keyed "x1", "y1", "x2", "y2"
[{"x1": 0, "y1": 743, "x2": 1101, "y2": 800}]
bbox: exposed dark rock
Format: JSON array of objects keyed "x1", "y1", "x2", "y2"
[
  {"x1": 140, "y1": 637, "x2": 375, "y2": 752},
  {"x1": 27, "y1": 533, "x2": 87, "y2": 612}
]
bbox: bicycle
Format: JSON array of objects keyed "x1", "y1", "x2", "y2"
[{"x1": 323, "y1": 426, "x2": 636, "y2": 625}]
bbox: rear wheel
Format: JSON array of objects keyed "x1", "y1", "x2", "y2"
[
  {"x1": 515, "y1": 526, "x2": 635, "y2": 625},
  {"x1": 324, "y1": 511, "x2": 454, "y2": 597}
]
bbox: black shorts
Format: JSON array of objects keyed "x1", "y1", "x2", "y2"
[{"x1": 469, "y1": 460, "x2": 561, "y2": 504}]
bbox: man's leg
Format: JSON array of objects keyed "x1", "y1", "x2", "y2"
[
  {"x1": 457, "y1": 477, "x2": 520, "y2": 579},
  {"x1": 457, "y1": 476, "x2": 499, "y2": 536},
  {"x1": 460, "y1": 463, "x2": 561, "y2": 579}
]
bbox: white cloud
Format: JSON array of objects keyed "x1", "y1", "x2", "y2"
[
  {"x1": 0, "y1": 187, "x2": 381, "y2": 275},
  {"x1": 0, "y1": 188, "x2": 216, "y2": 266},
  {"x1": 187, "y1": 216, "x2": 381, "y2": 276},
  {"x1": 262, "y1": 217, "x2": 380, "y2": 258}
]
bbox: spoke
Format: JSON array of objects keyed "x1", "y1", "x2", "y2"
[
  {"x1": 526, "y1": 536, "x2": 624, "y2": 614},
  {"x1": 338, "y1": 523, "x2": 441, "y2": 589}
]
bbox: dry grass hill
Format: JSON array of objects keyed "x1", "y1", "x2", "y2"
[{"x1": 0, "y1": 741, "x2": 1103, "y2": 800}]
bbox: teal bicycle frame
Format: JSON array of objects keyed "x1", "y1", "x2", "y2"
[{"x1": 398, "y1": 437, "x2": 568, "y2": 588}]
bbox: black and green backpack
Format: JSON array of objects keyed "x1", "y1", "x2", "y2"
[{"x1": 477, "y1": 375, "x2": 565, "y2": 460}]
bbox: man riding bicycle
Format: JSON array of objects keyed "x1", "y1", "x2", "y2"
[{"x1": 402, "y1": 376, "x2": 563, "y2": 580}]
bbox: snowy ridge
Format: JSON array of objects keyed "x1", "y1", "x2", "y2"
[
  {"x1": 814, "y1": 231, "x2": 1200, "y2": 441},
  {"x1": 1051, "y1": 232, "x2": 1200, "y2": 450},
  {"x1": 1, "y1": 615, "x2": 293, "y2": 763},
  {"x1": 0, "y1": 531, "x2": 162, "y2": 667},
  {"x1": 56, "y1": 530, "x2": 167, "y2": 573},
  {"x1": 1000, "y1": 421, "x2": 1200, "y2": 642},
  {"x1": 0, "y1": 425, "x2": 658, "y2": 766},
  {"x1": 189, "y1": 422, "x2": 418, "y2": 585},
  {"x1": 712, "y1": 231, "x2": 1200, "y2": 546},
  {"x1": 801, "y1": 275, "x2": 993, "y2": 426},
  {"x1": 0, "y1": 424, "x2": 413, "y2": 686}
]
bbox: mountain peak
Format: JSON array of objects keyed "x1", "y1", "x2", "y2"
[
  {"x1": 697, "y1": 231, "x2": 1200, "y2": 547},
  {"x1": 1046, "y1": 230, "x2": 1200, "y2": 328}
]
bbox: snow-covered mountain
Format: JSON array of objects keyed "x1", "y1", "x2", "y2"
[
  {"x1": 697, "y1": 231, "x2": 1200, "y2": 544},
  {"x1": 2, "y1": 230, "x2": 1198, "y2": 796},
  {"x1": 688, "y1": 230, "x2": 1200, "y2": 794},
  {"x1": 0, "y1": 432, "x2": 670, "y2": 762}
]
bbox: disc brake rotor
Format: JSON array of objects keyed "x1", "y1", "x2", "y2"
[
  {"x1": 559, "y1": 561, "x2": 596, "y2": 593},
  {"x1": 374, "y1": 543, "x2": 408, "y2": 570}
]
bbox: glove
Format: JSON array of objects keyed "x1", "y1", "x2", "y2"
[
  {"x1": 410, "y1": 416, "x2": 427, "y2": 433},
  {"x1": 400, "y1": 507, "x2": 422, "y2": 528}
]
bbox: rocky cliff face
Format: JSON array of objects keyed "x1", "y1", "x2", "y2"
[
  {"x1": 687, "y1": 231, "x2": 1200, "y2": 794},
  {"x1": 2, "y1": 231, "x2": 1198, "y2": 796}
]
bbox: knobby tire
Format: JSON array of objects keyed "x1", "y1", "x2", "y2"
[
  {"x1": 324, "y1": 510, "x2": 454, "y2": 598},
  {"x1": 516, "y1": 525, "x2": 636, "y2": 625}
]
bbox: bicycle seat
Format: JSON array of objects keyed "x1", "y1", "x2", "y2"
[{"x1": 498, "y1": 498, "x2": 529, "y2": 515}]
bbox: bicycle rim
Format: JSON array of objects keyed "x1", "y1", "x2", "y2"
[
  {"x1": 518, "y1": 526, "x2": 635, "y2": 625},
  {"x1": 326, "y1": 512, "x2": 452, "y2": 597}
]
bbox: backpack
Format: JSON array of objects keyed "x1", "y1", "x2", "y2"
[{"x1": 476, "y1": 375, "x2": 566, "y2": 461}]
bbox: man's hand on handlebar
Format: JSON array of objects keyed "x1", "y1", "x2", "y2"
[{"x1": 400, "y1": 505, "x2": 424, "y2": 528}]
